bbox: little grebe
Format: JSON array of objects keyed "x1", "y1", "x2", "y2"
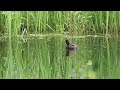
[{"x1": 65, "y1": 40, "x2": 78, "y2": 51}]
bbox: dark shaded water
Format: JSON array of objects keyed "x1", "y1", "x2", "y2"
[{"x1": 0, "y1": 36, "x2": 120, "y2": 79}]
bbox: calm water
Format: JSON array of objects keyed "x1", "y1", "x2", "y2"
[{"x1": 0, "y1": 36, "x2": 120, "y2": 79}]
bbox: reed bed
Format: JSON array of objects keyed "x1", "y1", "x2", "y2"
[
  {"x1": 0, "y1": 11, "x2": 120, "y2": 79},
  {"x1": 0, "y1": 11, "x2": 120, "y2": 36}
]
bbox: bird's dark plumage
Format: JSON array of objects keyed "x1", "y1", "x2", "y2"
[{"x1": 65, "y1": 40, "x2": 78, "y2": 51}]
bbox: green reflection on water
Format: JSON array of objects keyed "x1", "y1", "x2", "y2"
[{"x1": 0, "y1": 36, "x2": 120, "y2": 79}]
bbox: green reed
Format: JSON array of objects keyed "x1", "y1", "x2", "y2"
[
  {"x1": 1, "y1": 11, "x2": 120, "y2": 79},
  {"x1": 4, "y1": 11, "x2": 13, "y2": 78},
  {"x1": 0, "y1": 11, "x2": 120, "y2": 36},
  {"x1": 1, "y1": 34, "x2": 120, "y2": 78},
  {"x1": 91, "y1": 36, "x2": 120, "y2": 79}
]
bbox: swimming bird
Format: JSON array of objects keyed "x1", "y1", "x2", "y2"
[{"x1": 65, "y1": 39, "x2": 78, "y2": 51}]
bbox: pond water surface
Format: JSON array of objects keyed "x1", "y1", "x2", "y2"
[{"x1": 0, "y1": 35, "x2": 120, "y2": 79}]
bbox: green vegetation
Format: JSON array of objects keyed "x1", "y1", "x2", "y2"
[
  {"x1": 0, "y1": 11, "x2": 120, "y2": 36},
  {"x1": 0, "y1": 11, "x2": 120, "y2": 79},
  {"x1": 0, "y1": 36, "x2": 120, "y2": 79}
]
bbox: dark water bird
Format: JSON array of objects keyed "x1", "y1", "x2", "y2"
[
  {"x1": 65, "y1": 39, "x2": 78, "y2": 50},
  {"x1": 65, "y1": 39, "x2": 78, "y2": 56}
]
